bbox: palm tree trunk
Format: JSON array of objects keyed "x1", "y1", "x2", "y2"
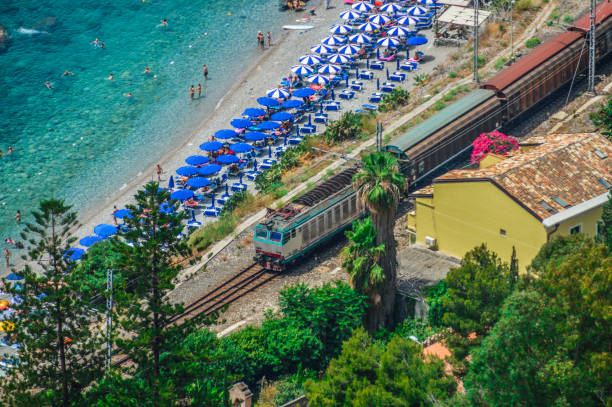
[{"x1": 371, "y1": 207, "x2": 397, "y2": 329}]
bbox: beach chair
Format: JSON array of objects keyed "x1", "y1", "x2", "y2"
[
  {"x1": 389, "y1": 72, "x2": 405, "y2": 82},
  {"x1": 204, "y1": 206, "x2": 220, "y2": 217},
  {"x1": 314, "y1": 113, "x2": 328, "y2": 123},
  {"x1": 400, "y1": 61, "x2": 417, "y2": 71},
  {"x1": 369, "y1": 92, "x2": 383, "y2": 102},
  {"x1": 301, "y1": 124, "x2": 317, "y2": 134},
  {"x1": 370, "y1": 61, "x2": 384, "y2": 70},
  {"x1": 339, "y1": 90, "x2": 355, "y2": 100},
  {"x1": 246, "y1": 169, "x2": 262, "y2": 181},
  {"x1": 350, "y1": 80, "x2": 363, "y2": 91},
  {"x1": 381, "y1": 82, "x2": 396, "y2": 92},
  {"x1": 231, "y1": 182, "x2": 247, "y2": 192},
  {"x1": 362, "y1": 104, "x2": 377, "y2": 110},
  {"x1": 325, "y1": 101, "x2": 341, "y2": 111},
  {"x1": 359, "y1": 71, "x2": 374, "y2": 80}
]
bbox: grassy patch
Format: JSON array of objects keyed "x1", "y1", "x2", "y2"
[{"x1": 188, "y1": 214, "x2": 240, "y2": 252}]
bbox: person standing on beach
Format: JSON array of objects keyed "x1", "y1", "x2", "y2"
[
  {"x1": 197, "y1": 84, "x2": 202, "y2": 98},
  {"x1": 267, "y1": 31, "x2": 272, "y2": 47},
  {"x1": 15, "y1": 210, "x2": 20, "y2": 225},
  {"x1": 4, "y1": 248, "x2": 9, "y2": 268},
  {"x1": 189, "y1": 85, "x2": 195, "y2": 99},
  {"x1": 203, "y1": 64, "x2": 208, "y2": 80},
  {"x1": 257, "y1": 31, "x2": 265, "y2": 50},
  {"x1": 156, "y1": 164, "x2": 163, "y2": 181},
  {"x1": 112, "y1": 205, "x2": 118, "y2": 226}
]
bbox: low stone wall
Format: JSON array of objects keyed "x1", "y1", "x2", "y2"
[{"x1": 278, "y1": 395, "x2": 308, "y2": 407}]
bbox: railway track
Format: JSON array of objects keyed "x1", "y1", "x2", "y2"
[{"x1": 113, "y1": 263, "x2": 278, "y2": 366}]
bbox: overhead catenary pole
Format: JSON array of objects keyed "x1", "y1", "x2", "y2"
[
  {"x1": 105, "y1": 268, "x2": 114, "y2": 370},
  {"x1": 587, "y1": 0, "x2": 596, "y2": 94},
  {"x1": 474, "y1": 0, "x2": 479, "y2": 82}
]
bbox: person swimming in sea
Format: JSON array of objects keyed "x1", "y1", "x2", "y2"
[
  {"x1": 90, "y1": 38, "x2": 101, "y2": 47},
  {"x1": 157, "y1": 19, "x2": 168, "y2": 28},
  {"x1": 45, "y1": 81, "x2": 52, "y2": 90},
  {"x1": 144, "y1": 67, "x2": 151, "y2": 74},
  {"x1": 62, "y1": 70, "x2": 74, "y2": 76},
  {"x1": 106, "y1": 73, "x2": 114, "y2": 81},
  {"x1": 123, "y1": 92, "x2": 134, "y2": 100}
]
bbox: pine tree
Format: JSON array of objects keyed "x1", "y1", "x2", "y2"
[
  {"x1": 1, "y1": 199, "x2": 105, "y2": 407},
  {"x1": 114, "y1": 182, "x2": 191, "y2": 404}
]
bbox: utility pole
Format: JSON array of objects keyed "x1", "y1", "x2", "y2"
[
  {"x1": 105, "y1": 268, "x2": 114, "y2": 370},
  {"x1": 376, "y1": 120, "x2": 383, "y2": 151},
  {"x1": 510, "y1": 0, "x2": 515, "y2": 60},
  {"x1": 587, "y1": 0, "x2": 596, "y2": 94},
  {"x1": 474, "y1": 0, "x2": 479, "y2": 82}
]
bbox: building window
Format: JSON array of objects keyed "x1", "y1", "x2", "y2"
[
  {"x1": 500, "y1": 229, "x2": 506, "y2": 237},
  {"x1": 598, "y1": 178, "x2": 611, "y2": 189},
  {"x1": 553, "y1": 197, "x2": 570, "y2": 208},
  {"x1": 569, "y1": 224, "x2": 582, "y2": 235},
  {"x1": 594, "y1": 149, "x2": 608, "y2": 159}
]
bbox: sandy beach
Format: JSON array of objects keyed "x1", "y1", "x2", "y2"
[{"x1": 3, "y1": 0, "x2": 447, "y2": 275}]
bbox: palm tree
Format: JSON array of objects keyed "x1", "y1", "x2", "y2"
[{"x1": 352, "y1": 151, "x2": 405, "y2": 330}]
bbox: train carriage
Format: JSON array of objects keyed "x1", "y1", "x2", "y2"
[{"x1": 254, "y1": 167, "x2": 365, "y2": 271}]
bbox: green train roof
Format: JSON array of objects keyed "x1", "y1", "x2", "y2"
[{"x1": 383, "y1": 89, "x2": 496, "y2": 154}]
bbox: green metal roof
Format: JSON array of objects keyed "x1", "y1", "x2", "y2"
[{"x1": 383, "y1": 89, "x2": 496, "y2": 154}]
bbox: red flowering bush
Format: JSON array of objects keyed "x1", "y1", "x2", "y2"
[{"x1": 471, "y1": 131, "x2": 519, "y2": 164}]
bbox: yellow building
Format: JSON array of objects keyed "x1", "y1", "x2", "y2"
[{"x1": 407, "y1": 133, "x2": 612, "y2": 271}]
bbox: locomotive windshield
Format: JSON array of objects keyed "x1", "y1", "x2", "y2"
[
  {"x1": 255, "y1": 226, "x2": 268, "y2": 239},
  {"x1": 269, "y1": 232, "x2": 282, "y2": 242}
]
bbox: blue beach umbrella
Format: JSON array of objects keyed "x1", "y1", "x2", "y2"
[
  {"x1": 230, "y1": 118, "x2": 253, "y2": 129},
  {"x1": 244, "y1": 131, "x2": 267, "y2": 141},
  {"x1": 349, "y1": 33, "x2": 372, "y2": 44},
  {"x1": 271, "y1": 112, "x2": 294, "y2": 121},
  {"x1": 215, "y1": 129, "x2": 237, "y2": 139},
  {"x1": 407, "y1": 6, "x2": 428, "y2": 15},
  {"x1": 380, "y1": 2, "x2": 401, "y2": 13},
  {"x1": 387, "y1": 26, "x2": 411, "y2": 37},
  {"x1": 282, "y1": 99, "x2": 304, "y2": 108},
  {"x1": 230, "y1": 143, "x2": 252, "y2": 153},
  {"x1": 352, "y1": 1, "x2": 374, "y2": 12},
  {"x1": 170, "y1": 189, "x2": 194, "y2": 201},
  {"x1": 257, "y1": 97, "x2": 280, "y2": 107},
  {"x1": 308, "y1": 75, "x2": 330, "y2": 85},
  {"x1": 290, "y1": 65, "x2": 313, "y2": 75},
  {"x1": 330, "y1": 24, "x2": 352, "y2": 35},
  {"x1": 94, "y1": 224, "x2": 118, "y2": 238},
  {"x1": 186, "y1": 177, "x2": 211, "y2": 188},
  {"x1": 358, "y1": 22, "x2": 380, "y2": 33},
  {"x1": 64, "y1": 247, "x2": 85, "y2": 261},
  {"x1": 419, "y1": 0, "x2": 438, "y2": 4},
  {"x1": 198, "y1": 164, "x2": 222, "y2": 176},
  {"x1": 292, "y1": 88, "x2": 315, "y2": 98},
  {"x1": 114, "y1": 209, "x2": 133, "y2": 219},
  {"x1": 339, "y1": 44, "x2": 361, "y2": 55},
  {"x1": 185, "y1": 155, "x2": 209, "y2": 166},
  {"x1": 217, "y1": 154, "x2": 240, "y2": 164},
  {"x1": 267, "y1": 88, "x2": 291, "y2": 99},
  {"x1": 368, "y1": 14, "x2": 390, "y2": 24},
  {"x1": 339, "y1": 10, "x2": 362, "y2": 20},
  {"x1": 200, "y1": 141, "x2": 223, "y2": 151},
  {"x1": 311, "y1": 44, "x2": 334, "y2": 54},
  {"x1": 176, "y1": 166, "x2": 200, "y2": 177},
  {"x1": 328, "y1": 53, "x2": 352, "y2": 64},
  {"x1": 377, "y1": 37, "x2": 400, "y2": 48},
  {"x1": 160, "y1": 202, "x2": 175, "y2": 214},
  {"x1": 80, "y1": 235, "x2": 103, "y2": 247},
  {"x1": 397, "y1": 16, "x2": 420, "y2": 26},
  {"x1": 168, "y1": 175, "x2": 175, "y2": 189},
  {"x1": 299, "y1": 54, "x2": 322, "y2": 65},
  {"x1": 321, "y1": 35, "x2": 346, "y2": 46},
  {"x1": 258, "y1": 121, "x2": 281, "y2": 130},
  {"x1": 318, "y1": 64, "x2": 341, "y2": 74},
  {"x1": 406, "y1": 36, "x2": 428, "y2": 46},
  {"x1": 5, "y1": 273, "x2": 23, "y2": 281},
  {"x1": 243, "y1": 107, "x2": 266, "y2": 117}
]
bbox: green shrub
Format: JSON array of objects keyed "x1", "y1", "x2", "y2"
[
  {"x1": 219, "y1": 191, "x2": 249, "y2": 217},
  {"x1": 448, "y1": 71, "x2": 457, "y2": 78},
  {"x1": 188, "y1": 214, "x2": 239, "y2": 251},
  {"x1": 323, "y1": 111, "x2": 363, "y2": 144},
  {"x1": 378, "y1": 88, "x2": 410, "y2": 113},
  {"x1": 434, "y1": 100, "x2": 446, "y2": 111},
  {"x1": 255, "y1": 136, "x2": 313, "y2": 193},
  {"x1": 394, "y1": 319, "x2": 440, "y2": 343},
  {"x1": 525, "y1": 38, "x2": 541, "y2": 48},
  {"x1": 477, "y1": 55, "x2": 486, "y2": 68},
  {"x1": 494, "y1": 57, "x2": 508, "y2": 71}
]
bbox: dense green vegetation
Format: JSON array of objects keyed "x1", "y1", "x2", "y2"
[
  {"x1": 591, "y1": 96, "x2": 612, "y2": 140},
  {"x1": 378, "y1": 88, "x2": 410, "y2": 113}
]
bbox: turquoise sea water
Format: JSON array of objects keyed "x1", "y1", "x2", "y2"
[{"x1": 0, "y1": 0, "x2": 287, "y2": 240}]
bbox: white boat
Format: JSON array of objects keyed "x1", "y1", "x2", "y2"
[{"x1": 282, "y1": 25, "x2": 315, "y2": 30}]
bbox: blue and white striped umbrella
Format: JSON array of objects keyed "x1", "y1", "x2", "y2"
[
  {"x1": 358, "y1": 22, "x2": 381, "y2": 33},
  {"x1": 407, "y1": 6, "x2": 428, "y2": 15},
  {"x1": 338, "y1": 44, "x2": 361, "y2": 55},
  {"x1": 387, "y1": 26, "x2": 411, "y2": 37},
  {"x1": 299, "y1": 54, "x2": 322, "y2": 65},
  {"x1": 377, "y1": 37, "x2": 400, "y2": 48},
  {"x1": 418, "y1": 0, "x2": 437, "y2": 4},
  {"x1": 291, "y1": 65, "x2": 314, "y2": 75},
  {"x1": 368, "y1": 14, "x2": 391, "y2": 24},
  {"x1": 330, "y1": 24, "x2": 352, "y2": 35},
  {"x1": 318, "y1": 64, "x2": 341, "y2": 74},
  {"x1": 311, "y1": 44, "x2": 334, "y2": 54},
  {"x1": 397, "y1": 16, "x2": 420, "y2": 26},
  {"x1": 339, "y1": 10, "x2": 362, "y2": 20},
  {"x1": 352, "y1": 1, "x2": 374, "y2": 12},
  {"x1": 380, "y1": 2, "x2": 401, "y2": 13},
  {"x1": 267, "y1": 87, "x2": 291, "y2": 99},
  {"x1": 327, "y1": 53, "x2": 352, "y2": 64},
  {"x1": 307, "y1": 75, "x2": 330, "y2": 85},
  {"x1": 321, "y1": 35, "x2": 346, "y2": 46},
  {"x1": 349, "y1": 33, "x2": 372, "y2": 44}
]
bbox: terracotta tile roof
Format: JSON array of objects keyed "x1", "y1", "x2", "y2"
[
  {"x1": 435, "y1": 133, "x2": 612, "y2": 220},
  {"x1": 410, "y1": 184, "x2": 434, "y2": 197}
]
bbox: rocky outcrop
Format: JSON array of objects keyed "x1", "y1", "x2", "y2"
[
  {"x1": 0, "y1": 25, "x2": 8, "y2": 52},
  {"x1": 33, "y1": 16, "x2": 58, "y2": 32}
]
